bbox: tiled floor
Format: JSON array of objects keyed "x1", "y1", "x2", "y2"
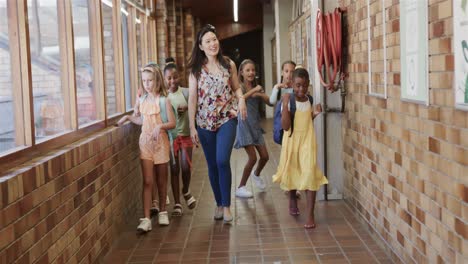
[{"x1": 104, "y1": 121, "x2": 394, "y2": 264}]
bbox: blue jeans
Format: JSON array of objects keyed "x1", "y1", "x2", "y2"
[{"x1": 197, "y1": 119, "x2": 237, "y2": 207}]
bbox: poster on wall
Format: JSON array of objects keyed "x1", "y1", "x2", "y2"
[
  {"x1": 296, "y1": 23, "x2": 302, "y2": 65},
  {"x1": 400, "y1": 0, "x2": 428, "y2": 103},
  {"x1": 454, "y1": 0, "x2": 468, "y2": 110}
]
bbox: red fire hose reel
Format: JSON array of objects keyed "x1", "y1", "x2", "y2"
[{"x1": 316, "y1": 8, "x2": 347, "y2": 92}]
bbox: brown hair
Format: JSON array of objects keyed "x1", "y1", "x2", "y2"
[
  {"x1": 141, "y1": 65, "x2": 168, "y2": 97},
  {"x1": 238, "y1": 59, "x2": 257, "y2": 88}
]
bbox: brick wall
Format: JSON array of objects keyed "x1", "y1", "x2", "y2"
[
  {"x1": 156, "y1": 0, "x2": 168, "y2": 66},
  {"x1": 339, "y1": 0, "x2": 467, "y2": 263},
  {"x1": 175, "y1": 1, "x2": 186, "y2": 86},
  {"x1": 166, "y1": 0, "x2": 177, "y2": 61},
  {"x1": 0, "y1": 123, "x2": 142, "y2": 263},
  {"x1": 183, "y1": 9, "x2": 195, "y2": 82}
]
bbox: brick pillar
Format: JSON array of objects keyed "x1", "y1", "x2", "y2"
[
  {"x1": 155, "y1": 0, "x2": 167, "y2": 66},
  {"x1": 166, "y1": 0, "x2": 177, "y2": 61},
  {"x1": 175, "y1": 1, "x2": 186, "y2": 86},
  {"x1": 183, "y1": 9, "x2": 195, "y2": 81}
]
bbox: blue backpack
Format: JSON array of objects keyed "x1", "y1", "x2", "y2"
[{"x1": 273, "y1": 94, "x2": 313, "y2": 144}]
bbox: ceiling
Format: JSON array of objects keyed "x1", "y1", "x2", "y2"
[{"x1": 182, "y1": 0, "x2": 269, "y2": 39}]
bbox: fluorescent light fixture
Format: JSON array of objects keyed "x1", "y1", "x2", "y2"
[
  {"x1": 102, "y1": 0, "x2": 112, "y2": 8},
  {"x1": 233, "y1": 0, "x2": 238, "y2": 22},
  {"x1": 121, "y1": 7, "x2": 128, "y2": 16}
]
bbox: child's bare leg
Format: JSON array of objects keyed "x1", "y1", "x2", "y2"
[
  {"x1": 289, "y1": 190, "x2": 299, "y2": 215},
  {"x1": 170, "y1": 155, "x2": 181, "y2": 205},
  {"x1": 155, "y1": 163, "x2": 169, "y2": 212},
  {"x1": 253, "y1": 144, "x2": 269, "y2": 176},
  {"x1": 141, "y1": 159, "x2": 155, "y2": 219},
  {"x1": 239, "y1": 145, "x2": 257, "y2": 187},
  {"x1": 305, "y1": 190, "x2": 317, "y2": 228},
  {"x1": 180, "y1": 147, "x2": 193, "y2": 194}
]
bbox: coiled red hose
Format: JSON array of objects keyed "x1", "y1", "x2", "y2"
[{"x1": 316, "y1": 8, "x2": 344, "y2": 92}]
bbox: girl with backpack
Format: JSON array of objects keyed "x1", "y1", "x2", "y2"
[
  {"x1": 269, "y1": 60, "x2": 296, "y2": 105},
  {"x1": 116, "y1": 64, "x2": 176, "y2": 231},
  {"x1": 272, "y1": 68, "x2": 328, "y2": 229},
  {"x1": 234, "y1": 59, "x2": 273, "y2": 198},
  {"x1": 164, "y1": 58, "x2": 197, "y2": 216},
  {"x1": 187, "y1": 24, "x2": 247, "y2": 223},
  {"x1": 269, "y1": 61, "x2": 303, "y2": 199}
]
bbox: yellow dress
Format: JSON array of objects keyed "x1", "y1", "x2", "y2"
[{"x1": 272, "y1": 100, "x2": 328, "y2": 191}]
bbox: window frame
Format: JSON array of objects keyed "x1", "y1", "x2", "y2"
[{"x1": 0, "y1": 0, "x2": 158, "y2": 173}]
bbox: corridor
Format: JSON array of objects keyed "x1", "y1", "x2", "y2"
[
  {"x1": 0, "y1": 0, "x2": 465, "y2": 263},
  {"x1": 104, "y1": 122, "x2": 393, "y2": 264}
]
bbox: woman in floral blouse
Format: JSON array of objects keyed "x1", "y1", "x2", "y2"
[{"x1": 187, "y1": 24, "x2": 247, "y2": 223}]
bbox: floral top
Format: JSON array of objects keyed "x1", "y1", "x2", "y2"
[{"x1": 196, "y1": 66, "x2": 237, "y2": 131}]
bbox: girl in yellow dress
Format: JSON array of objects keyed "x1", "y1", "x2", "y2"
[{"x1": 272, "y1": 68, "x2": 328, "y2": 229}]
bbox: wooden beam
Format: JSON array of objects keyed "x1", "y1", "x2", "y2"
[
  {"x1": 16, "y1": 0, "x2": 34, "y2": 145},
  {"x1": 59, "y1": 0, "x2": 77, "y2": 130},
  {"x1": 8, "y1": 0, "x2": 25, "y2": 147},
  {"x1": 114, "y1": 0, "x2": 125, "y2": 113}
]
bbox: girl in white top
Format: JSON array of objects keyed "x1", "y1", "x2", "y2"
[{"x1": 269, "y1": 60, "x2": 296, "y2": 105}]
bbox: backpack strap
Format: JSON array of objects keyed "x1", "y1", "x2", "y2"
[
  {"x1": 307, "y1": 94, "x2": 314, "y2": 105},
  {"x1": 159, "y1": 96, "x2": 176, "y2": 164},
  {"x1": 288, "y1": 96, "x2": 297, "y2": 137},
  {"x1": 139, "y1": 93, "x2": 148, "y2": 104}
]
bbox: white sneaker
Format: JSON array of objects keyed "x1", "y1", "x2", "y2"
[
  {"x1": 251, "y1": 173, "x2": 266, "y2": 191},
  {"x1": 158, "y1": 211, "x2": 170, "y2": 226},
  {"x1": 235, "y1": 186, "x2": 253, "y2": 198},
  {"x1": 137, "y1": 218, "x2": 152, "y2": 232}
]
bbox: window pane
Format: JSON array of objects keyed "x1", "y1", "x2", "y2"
[
  {"x1": 136, "y1": 13, "x2": 142, "y2": 69},
  {"x1": 28, "y1": 0, "x2": 68, "y2": 140},
  {"x1": 72, "y1": 0, "x2": 98, "y2": 127},
  {"x1": 102, "y1": 0, "x2": 118, "y2": 116},
  {"x1": 121, "y1": 2, "x2": 132, "y2": 111},
  {"x1": 0, "y1": 1, "x2": 22, "y2": 153}
]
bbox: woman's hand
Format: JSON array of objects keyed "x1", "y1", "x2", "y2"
[
  {"x1": 152, "y1": 124, "x2": 162, "y2": 142},
  {"x1": 190, "y1": 126, "x2": 199, "y2": 147}
]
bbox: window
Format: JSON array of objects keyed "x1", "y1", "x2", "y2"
[
  {"x1": 28, "y1": 0, "x2": 69, "y2": 141},
  {"x1": 72, "y1": 0, "x2": 99, "y2": 127},
  {"x1": 0, "y1": 0, "x2": 158, "y2": 167},
  {"x1": 102, "y1": 0, "x2": 118, "y2": 116},
  {"x1": 136, "y1": 13, "x2": 142, "y2": 70},
  {"x1": 0, "y1": 1, "x2": 23, "y2": 154},
  {"x1": 121, "y1": 1, "x2": 132, "y2": 111}
]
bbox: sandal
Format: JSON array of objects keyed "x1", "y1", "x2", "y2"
[
  {"x1": 289, "y1": 207, "x2": 300, "y2": 216},
  {"x1": 158, "y1": 211, "x2": 169, "y2": 226},
  {"x1": 304, "y1": 223, "x2": 316, "y2": 229},
  {"x1": 172, "y1": 204, "x2": 183, "y2": 216},
  {"x1": 183, "y1": 191, "x2": 197, "y2": 209},
  {"x1": 150, "y1": 200, "x2": 160, "y2": 217}
]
